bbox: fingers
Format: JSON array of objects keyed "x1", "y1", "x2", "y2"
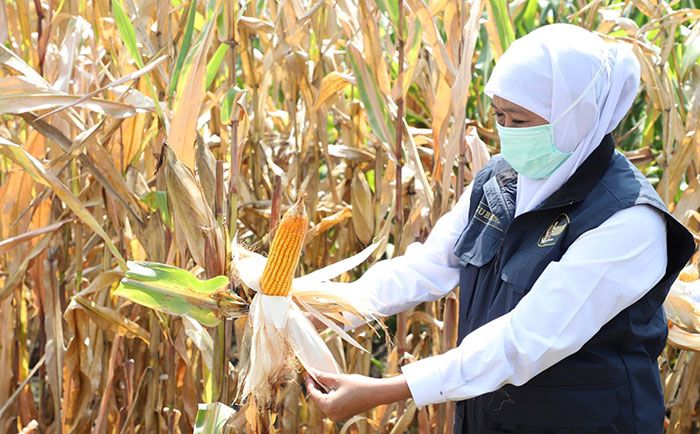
[
  {"x1": 305, "y1": 375, "x2": 342, "y2": 421},
  {"x1": 305, "y1": 371, "x2": 331, "y2": 395},
  {"x1": 305, "y1": 375, "x2": 326, "y2": 401},
  {"x1": 307, "y1": 367, "x2": 338, "y2": 389},
  {"x1": 305, "y1": 369, "x2": 326, "y2": 393}
]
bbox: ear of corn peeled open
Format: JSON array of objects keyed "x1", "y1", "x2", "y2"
[
  {"x1": 259, "y1": 198, "x2": 307, "y2": 297},
  {"x1": 664, "y1": 265, "x2": 700, "y2": 351},
  {"x1": 116, "y1": 192, "x2": 382, "y2": 408},
  {"x1": 235, "y1": 196, "x2": 380, "y2": 406}
]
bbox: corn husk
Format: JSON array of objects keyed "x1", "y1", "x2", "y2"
[
  {"x1": 665, "y1": 266, "x2": 700, "y2": 351},
  {"x1": 231, "y1": 240, "x2": 382, "y2": 405}
]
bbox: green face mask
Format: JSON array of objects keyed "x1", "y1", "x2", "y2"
[{"x1": 496, "y1": 121, "x2": 572, "y2": 179}]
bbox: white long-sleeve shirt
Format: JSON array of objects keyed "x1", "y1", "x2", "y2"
[{"x1": 347, "y1": 184, "x2": 668, "y2": 407}]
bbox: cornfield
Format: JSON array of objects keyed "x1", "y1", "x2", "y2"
[{"x1": 0, "y1": 0, "x2": 699, "y2": 432}]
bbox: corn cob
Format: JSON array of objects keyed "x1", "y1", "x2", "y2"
[
  {"x1": 679, "y1": 266, "x2": 699, "y2": 282},
  {"x1": 260, "y1": 197, "x2": 308, "y2": 296}
]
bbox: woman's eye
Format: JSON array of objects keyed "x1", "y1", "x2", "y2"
[{"x1": 511, "y1": 119, "x2": 526, "y2": 124}]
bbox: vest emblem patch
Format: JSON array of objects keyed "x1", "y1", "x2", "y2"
[{"x1": 538, "y1": 213, "x2": 570, "y2": 247}]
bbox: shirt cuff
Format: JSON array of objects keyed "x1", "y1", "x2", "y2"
[{"x1": 400, "y1": 356, "x2": 448, "y2": 406}]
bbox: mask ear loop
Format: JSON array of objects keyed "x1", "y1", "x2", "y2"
[
  {"x1": 549, "y1": 55, "x2": 610, "y2": 128},
  {"x1": 546, "y1": 55, "x2": 609, "y2": 156}
]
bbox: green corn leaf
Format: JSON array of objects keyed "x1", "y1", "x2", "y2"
[
  {"x1": 375, "y1": 0, "x2": 399, "y2": 34},
  {"x1": 112, "y1": 0, "x2": 166, "y2": 123},
  {"x1": 115, "y1": 261, "x2": 232, "y2": 327},
  {"x1": 206, "y1": 43, "x2": 229, "y2": 89},
  {"x1": 112, "y1": 0, "x2": 145, "y2": 68},
  {"x1": 516, "y1": 0, "x2": 539, "y2": 34},
  {"x1": 220, "y1": 86, "x2": 240, "y2": 123},
  {"x1": 140, "y1": 191, "x2": 172, "y2": 229},
  {"x1": 194, "y1": 402, "x2": 236, "y2": 434},
  {"x1": 347, "y1": 43, "x2": 396, "y2": 146},
  {"x1": 168, "y1": 0, "x2": 199, "y2": 97},
  {"x1": 488, "y1": 0, "x2": 515, "y2": 54}
]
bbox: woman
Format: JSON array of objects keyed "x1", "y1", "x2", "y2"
[{"x1": 305, "y1": 24, "x2": 695, "y2": 434}]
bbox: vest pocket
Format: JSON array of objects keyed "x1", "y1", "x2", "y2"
[
  {"x1": 486, "y1": 249, "x2": 549, "y2": 320},
  {"x1": 484, "y1": 383, "x2": 619, "y2": 431},
  {"x1": 500, "y1": 248, "x2": 549, "y2": 290},
  {"x1": 486, "y1": 281, "x2": 525, "y2": 321}
]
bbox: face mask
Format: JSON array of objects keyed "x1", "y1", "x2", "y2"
[
  {"x1": 496, "y1": 121, "x2": 571, "y2": 179},
  {"x1": 496, "y1": 122, "x2": 571, "y2": 179}
]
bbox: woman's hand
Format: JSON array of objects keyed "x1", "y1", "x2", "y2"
[{"x1": 304, "y1": 368, "x2": 412, "y2": 421}]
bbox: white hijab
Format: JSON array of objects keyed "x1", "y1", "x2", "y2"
[{"x1": 484, "y1": 24, "x2": 641, "y2": 216}]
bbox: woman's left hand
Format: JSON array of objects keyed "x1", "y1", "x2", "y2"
[{"x1": 304, "y1": 368, "x2": 412, "y2": 421}]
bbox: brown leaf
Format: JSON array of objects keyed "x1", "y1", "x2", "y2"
[
  {"x1": 0, "y1": 76, "x2": 151, "y2": 118},
  {"x1": 0, "y1": 137, "x2": 127, "y2": 270},
  {"x1": 195, "y1": 138, "x2": 218, "y2": 212},
  {"x1": 313, "y1": 71, "x2": 353, "y2": 111},
  {"x1": 306, "y1": 207, "x2": 353, "y2": 240},
  {"x1": 166, "y1": 0, "x2": 222, "y2": 169},
  {"x1": 40, "y1": 258, "x2": 64, "y2": 431},
  {"x1": 351, "y1": 170, "x2": 375, "y2": 244},
  {"x1": 72, "y1": 296, "x2": 150, "y2": 343},
  {"x1": 0, "y1": 219, "x2": 69, "y2": 254},
  {"x1": 84, "y1": 130, "x2": 146, "y2": 223},
  {"x1": 327, "y1": 144, "x2": 375, "y2": 163},
  {"x1": 0, "y1": 231, "x2": 55, "y2": 302},
  {"x1": 162, "y1": 143, "x2": 224, "y2": 274},
  {"x1": 62, "y1": 307, "x2": 98, "y2": 432}
]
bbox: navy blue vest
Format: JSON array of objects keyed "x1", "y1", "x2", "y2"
[{"x1": 453, "y1": 135, "x2": 695, "y2": 434}]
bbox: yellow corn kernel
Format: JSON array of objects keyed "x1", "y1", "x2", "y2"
[
  {"x1": 679, "y1": 266, "x2": 699, "y2": 282},
  {"x1": 260, "y1": 198, "x2": 308, "y2": 296}
]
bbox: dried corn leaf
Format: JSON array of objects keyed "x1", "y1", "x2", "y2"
[
  {"x1": 0, "y1": 219, "x2": 69, "y2": 254},
  {"x1": 36, "y1": 55, "x2": 167, "y2": 121},
  {"x1": 0, "y1": 137, "x2": 127, "y2": 269},
  {"x1": 313, "y1": 71, "x2": 353, "y2": 111},
  {"x1": 347, "y1": 43, "x2": 395, "y2": 146},
  {"x1": 195, "y1": 139, "x2": 218, "y2": 212},
  {"x1": 162, "y1": 143, "x2": 224, "y2": 272},
  {"x1": 0, "y1": 44, "x2": 48, "y2": 86},
  {"x1": 0, "y1": 77, "x2": 151, "y2": 118},
  {"x1": 167, "y1": 0, "x2": 222, "y2": 169},
  {"x1": 72, "y1": 296, "x2": 150, "y2": 343},
  {"x1": 668, "y1": 325, "x2": 700, "y2": 352},
  {"x1": 351, "y1": 170, "x2": 375, "y2": 244}
]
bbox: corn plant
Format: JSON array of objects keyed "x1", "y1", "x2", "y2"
[{"x1": 0, "y1": 0, "x2": 698, "y2": 432}]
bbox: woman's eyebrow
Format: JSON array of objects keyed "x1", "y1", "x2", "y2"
[{"x1": 491, "y1": 102, "x2": 520, "y2": 114}]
